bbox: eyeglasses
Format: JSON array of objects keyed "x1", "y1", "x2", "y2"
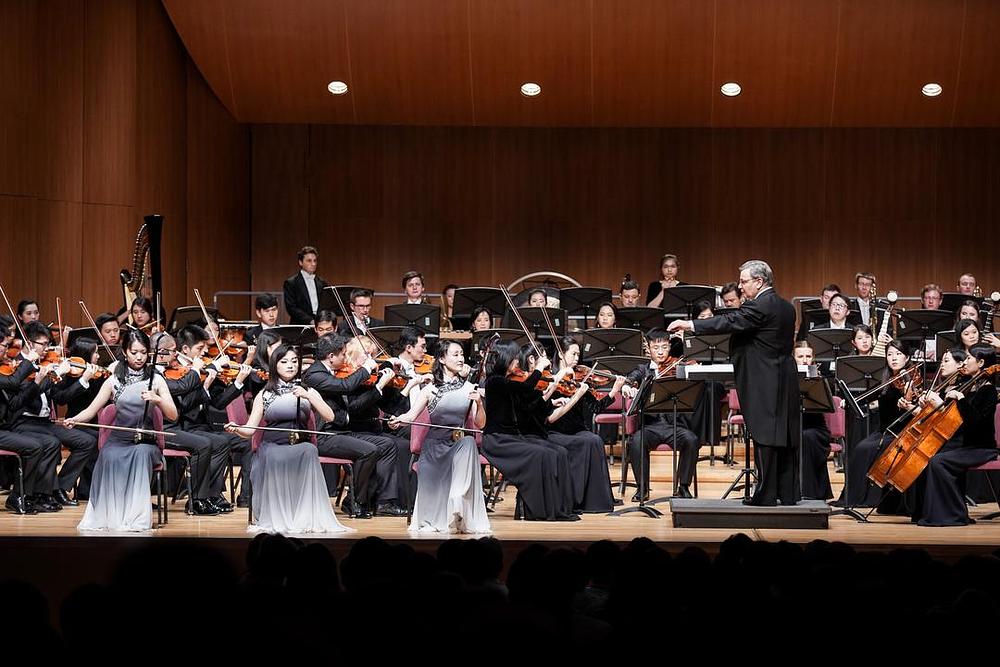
[
  {"x1": 737, "y1": 277, "x2": 760, "y2": 286},
  {"x1": 830, "y1": 303, "x2": 848, "y2": 310}
]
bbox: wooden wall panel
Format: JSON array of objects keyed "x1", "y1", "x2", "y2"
[
  {"x1": 35, "y1": 200, "x2": 84, "y2": 325},
  {"x1": 0, "y1": 0, "x2": 40, "y2": 198},
  {"x1": 81, "y1": 205, "x2": 136, "y2": 318},
  {"x1": 83, "y1": 0, "x2": 137, "y2": 206},
  {"x1": 953, "y1": 0, "x2": 1000, "y2": 127},
  {"x1": 252, "y1": 124, "x2": 1000, "y2": 317}
]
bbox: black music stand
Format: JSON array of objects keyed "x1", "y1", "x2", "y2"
[
  {"x1": 65, "y1": 327, "x2": 100, "y2": 347},
  {"x1": 897, "y1": 309, "x2": 954, "y2": 360},
  {"x1": 608, "y1": 374, "x2": 667, "y2": 519},
  {"x1": 384, "y1": 304, "x2": 441, "y2": 335},
  {"x1": 471, "y1": 329, "x2": 528, "y2": 357},
  {"x1": 560, "y1": 287, "x2": 612, "y2": 330},
  {"x1": 940, "y1": 292, "x2": 982, "y2": 313},
  {"x1": 836, "y1": 354, "x2": 886, "y2": 479},
  {"x1": 682, "y1": 334, "x2": 731, "y2": 363},
  {"x1": 935, "y1": 330, "x2": 959, "y2": 360},
  {"x1": 267, "y1": 325, "x2": 314, "y2": 347},
  {"x1": 645, "y1": 378, "x2": 705, "y2": 506},
  {"x1": 799, "y1": 298, "x2": 823, "y2": 314},
  {"x1": 591, "y1": 355, "x2": 648, "y2": 377},
  {"x1": 580, "y1": 328, "x2": 643, "y2": 359},
  {"x1": 366, "y1": 326, "x2": 408, "y2": 355},
  {"x1": 323, "y1": 285, "x2": 371, "y2": 318},
  {"x1": 807, "y1": 329, "x2": 856, "y2": 363},
  {"x1": 452, "y1": 287, "x2": 507, "y2": 331},
  {"x1": 659, "y1": 285, "x2": 718, "y2": 318},
  {"x1": 295, "y1": 328, "x2": 319, "y2": 359},
  {"x1": 616, "y1": 307, "x2": 664, "y2": 332},
  {"x1": 502, "y1": 307, "x2": 567, "y2": 341},
  {"x1": 168, "y1": 306, "x2": 220, "y2": 333},
  {"x1": 797, "y1": 377, "x2": 854, "y2": 518},
  {"x1": 833, "y1": 377, "x2": 874, "y2": 523}
]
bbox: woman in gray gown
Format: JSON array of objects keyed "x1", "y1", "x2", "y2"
[
  {"x1": 389, "y1": 341, "x2": 491, "y2": 534},
  {"x1": 66, "y1": 329, "x2": 178, "y2": 532},
  {"x1": 227, "y1": 344, "x2": 350, "y2": 535}
]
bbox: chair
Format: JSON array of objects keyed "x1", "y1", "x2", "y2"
[
  {"x1": 726, "y1": 388, "x2": 747, "y2": 466},
  {"x1": 0, "y1": 449, "x2": 25, "y2": 513},
  {"x1": 824, "y1": 401, "x2": 847, "y2": 454},
  {"x1": 247, "y1": 413, "x2": 356, "y2": 522},
  {"x1": 406, "y1": 408, "x2": 496, "y2": 522},
  {"x1": 594, "y1": 392, "x2": 626, "y2": 466},
  {"x1": 96, "y1": 404, "x2": 168, "y2": 527},
  {"x1": 968, "y1": 405, "x2": 1000, "y2": 521},
  {"x1": 226, "y1": 398, "x2": 249, "y2": 501}
]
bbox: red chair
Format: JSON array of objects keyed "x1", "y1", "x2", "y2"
[
  {"x1": 0, "y1": 449, "x2": 26, "y2": 512},
  {"x1": 226, "y1": 399, "x2": 249, "y2": 501},
  {"x1": 968, "y1": 405, "x2": 1000, "y2": 520},
  {"x1": 96, "y1": 404, "x2": 169, "y2": 527},
  {"x1": 594, "y1": 392, "x2": 627, "y2": 465},
  {"x1": 726, "y1": 389, "x2": 747, "y2": 465},
  {"x1": 406, "y1": 408, "x2": 496, "y2": 521},
  {"x1": 247, "y1": 413, "x2": 356, "y2": 522},
  {"x1": 824, "y1": 401, "x2": 847, "y2": 455}
]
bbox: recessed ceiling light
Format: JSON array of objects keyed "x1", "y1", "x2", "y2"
[
  {"x1": 327, "y1": 80, "x2": 348, "y2": 95},
  {"x1": 520, "y1": 82, "x2": 541, "y2": 97},
  {"x1": 921, "y1": 83, "x2": 942, "y2": 97},
  {"x1": 720, "y1": 82, "x2": 742, "y2": 97}
]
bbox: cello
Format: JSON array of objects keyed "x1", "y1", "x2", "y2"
[{"x1": 868, "y1": 363, "x2": 1000, "y2": 492}]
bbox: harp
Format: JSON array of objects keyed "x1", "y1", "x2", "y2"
[{"x1": 120, "y1": 214, "x2": 163, "y2": 322}]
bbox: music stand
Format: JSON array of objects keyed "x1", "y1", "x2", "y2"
[
  {"x1": 807, "y1": 328, "x2": 856, "y2": 362},
  {"x1": 799, "y1": 298, "x2": 823, "y2": 313},
  {"x1": 590, "y1": 355, "x2": 648, "y2": 377},
  {"x1": 616, "y1": 307, "x2": 664, "y2": 332},
  {"x1": 682, "y1": 334, "x2": 731, "y2": 363},
  {"x1": 659, "y1": 285, "x2": 718, "y2": 318},
  {"x1": 580, "y1": 328, "x2": 643, "y2": 359},
  {"x1": 641, "y1": 378, "x2": 706, "y2": 505},
  {"x1": 836, "y1": 355, "x2": 886, "y2": 395},
  {"x1": 940, "y1": 292, "x2": 982, "y2": 313},
  {"x1": 896, "y1": 309, "x2": 953, "y2": 341},
  {"x1": 384, "y1": 304, "x2": 441, "y2": 334},
  {"x1": 65, "y1": 327, "x2": 100, "y2": 347},
  {"x1": 365, "y1": 326, "x2": 407, "y2": 355},
  {"x1": 471, "y1": 329, "x2": 528, "y2": 357},
  {"x1": 502, "y1": 307, "x2": 567, "y2": 341},
  {"x1": 168, "y1": 306, "x2": 220, "y2": 333},
  {"x1": 832, "y1": 377, "x2": 873, "y2": 523},
  {"x1": 267, "y1": 325, "x2": 314, "y2": 347},
  {"x1": 295, "y1": 328, "x2": 319, "y2": 359},
  {"x1": 935, "y1": 330, "x2": 959, "y2": 360},
  {"x1": 324, "y1": 285, "x2": 371, "y2": 318},
  {"x1": 452, "y1": 287, "x2": 507, "y2": 331},
  {"x1": 560, "y1": 287, "x2": 612, "y2": 330}
]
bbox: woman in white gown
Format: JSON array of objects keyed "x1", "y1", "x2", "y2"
[
  {"x1": 227, "y1": 344, "x2": 351, "y2": 535},
  {"x1": 389, "y1": 341, "x2": 491, "y2": 534},
  {"x1": 66, "y1": 329, "x2": 177, "y2": 532}
]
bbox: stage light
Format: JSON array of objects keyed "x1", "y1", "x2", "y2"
[
  {"x1": 520, "y1": 82, "x2": 541, "y2": 97},
  {"x1": 720, "y1": 82, "x2": 742, "y2": 97},
  {"x1": 921, "y1": 83, "x2": 942, "y2": 97},
  {"x1": 327, "y1": 80, "x2": 349, "y2": 95}
]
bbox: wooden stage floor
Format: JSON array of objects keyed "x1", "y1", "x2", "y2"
[{"x1": 3, "y1": 455, "x2": 1000, "y2": 558}]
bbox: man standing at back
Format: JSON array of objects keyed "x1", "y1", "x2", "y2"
[
  {"x1": 283, "y1": 246, "x2": 328, "y2": 325},
  {"x1": 668, "y1": 260, "x2": 799, "y2": 506}
]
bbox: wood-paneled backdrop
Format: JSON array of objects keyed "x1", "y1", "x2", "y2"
[
  {"x1": 251, "y1": 124, "x2": 1000, "y2": 316},
  {"x1": 0, "y1": 0, "x2": 248, "y2": 326}
]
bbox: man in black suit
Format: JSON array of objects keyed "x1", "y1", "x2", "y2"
[
  {"x1": 283, "y1": 246, "x2": 328, "y2": 325},
  {"x1": 335, "y1": 288, "x2": 384, "y2": 337},
  {"x1": 669, "y1": 260, "x2": 800, "y2": 506},
  {"x1": 245, "y1": 293, "x2": 279, "y2": 346}
]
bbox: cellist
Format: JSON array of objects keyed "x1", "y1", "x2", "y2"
[{"x1": 910, "y1": 345, "x2": 999, "y2": 526}]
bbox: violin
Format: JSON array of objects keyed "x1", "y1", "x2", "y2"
[
  {"x1": 413, "y1": 353, "x2": 434, "y2": 375},
  {"x1": 334, "y1": 362, "x2": 378, "y2": 387},
  {"x1": 507, "y1": 368, "x2": 553, "y2": 391},
  {"x1": 6, "y1": 339, "x2": 22, "y2": 359},
  {"x1": 655, "y1": 356, "x2": 683, "y2": 378},
  {"x1": 892, "y1": 364, "x2": 923, "y2": 402},
  {"x1": 217, "y1": 364, "x2": 268, "y2": 385}
]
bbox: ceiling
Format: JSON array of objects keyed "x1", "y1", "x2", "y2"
[{"x1": 163, "y1": 0, "x2": 1000, "y2": 127}]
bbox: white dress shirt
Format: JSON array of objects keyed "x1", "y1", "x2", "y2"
[{"x1": 301, "y1": 270, "x2": 319, "y2": 314}]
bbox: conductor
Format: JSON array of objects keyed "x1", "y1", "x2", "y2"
[{"x1": 667, "y1": 260, "x2": 800, "y2": 506}]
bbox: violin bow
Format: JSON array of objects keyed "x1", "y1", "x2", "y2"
[
  {"x1": 79, "y1": 301, "x2": 120, "y2": 362},
  {"x1": 0, "y1": 280, "x2": 31, "y2": 344},
  {"x1": 192, "y1": 288, "x2": 227, "y2": 360},
  {"x1": 56, "y1": 296, "x2": 65, "y2": 357},
  {"x1": 499, "y1": 284, "x2": 546, "y2": 359}
]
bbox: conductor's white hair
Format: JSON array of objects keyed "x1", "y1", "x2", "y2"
[{"x1": 739, "y1": 260, "x2": 773, "y2": 286}]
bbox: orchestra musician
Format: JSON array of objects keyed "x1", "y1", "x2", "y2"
[
  {"x1": 792, "y1": 341, "x2": 833, "y2": 500},
  {"x1": 850, "y1": 272, "x2": 877, "y2": 327},
  {"x1": 527, "y1": 289, "x2": 548, "y2": 308},
  {"x1": 595, "y1": 302, "x2": 617, "y2": 329},
  {"x1": 94, "y1": 313, "x2": 122, "y2": 351},
  {"x1": 955, "y1": 301, "x2": 982, "y2": 328},
  {"x1": 956, "y1": 318, "x2": 982, "y2": 353},
  {"x1": 440, "y1": 284, "x2": 458, "y2": 332},
  {"x1": 15, "y1": 299, "x2": 40, "y2": 339},
  {"x1": 283, "y1": 245, "x2": 328, "y2": 325},
  {"x1": 402, "y1": 271, "x2": 427, "y2": 304},
  {"x1": 470, "y1": 306, "x2": 493, "y2": 332},
  {"x1": 245, "y1": 294, "x2": 279, "y2": 346},
  {"x1": 619, "y1": 278, "x2": 641, "y2": 308},
  {"x1": 720, "y1": 282, "x2": 742, "y2": 309},
  {"x1": 957, "y1": 273, "x2": 978, "y2": 296},
  {"x1": 646, "y1": 254, "x2": 684, "y2": 308},
  {"x1": 335, "y1": 289, "x2": 383, "y2": 337},
  {"x1": 921, "y1": 283, "x2": 943, "y2": 309}
]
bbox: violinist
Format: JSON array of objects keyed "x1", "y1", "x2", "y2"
[
  {"x1": 151, "y1": 328, "x2": 238, "y2": 516},
  {"x1": 621, "y1": 328, "x2": 700, "y2": 500},
  {"x1": 0, "y1": 325, "x2": 61, "y2": 514},
  {"x1": 595, "y1": 302, "x2": 617, "y2": 329},
  {"x1": 720, "y1": 282, "x2": 742, "y2": 309},
  {"x1": 470, "y1": 306, "x2": 493, "y2": 332},
  {"x1": 15, "y1": 299, "x2": 40, "y2": 339},
  {"x1": 911, "y1": 345, "x2": 998, "y2": 526},
  {"x1": 836, "y1": 338, "x2": 922, "y2": 509},
  {"x1": 124, "y1": 297, "x2": 160, "y2": 333},
  {"x1": 375, "y1": 327, "x2": 433, "y2": 439},
  {"x1": 335, "y1": 289, "x2": 383, "y2": 337},
  {"x1": 283, "y1": 245, "x2": 328, "y2": 325},
  {"x1": 792, "y1": 341, "x2": 833, "y2": 500},
  {"x1": 245, "y1": 293, "x2": 279, "y2": 346},
  {"x1": 94, "y1": 312, "x2": 122, "y2": 350},
  {"x1": 301, "y1": 333, "x2": 403, "y2": 518},
  {"x1": 7, "y1": 321, "x2": 97, "y2": 509},
  {"x1": 402, "y1": 270, "x2": 427, "y2": 304},
  {"x1": 64, "y1": 328, "x2": 178, "y2": 531},
  {"x1": 480, "y1": 339, "x2": 578, "y2": 521},
  {"x1": 313, "y1": 310, "x2": 337, "y2": 338},
  {"x1": 440, "y1": 283, "x2": 458, "y2": 332},
  {"x1": 546, "y1": 337, "x2": 625, "y2": 512},
  {"x1": 645, "y1": 254, "x2": 684, "y2": 308},
  {"x1": 49, "y1": 337, "x2": 108, "y2": 499},
  {"x1": 244, "y1": 329, "x2": 282, "y2": 402},
  {"x1": 619, "y1": 278, "x2": 641, "y2": 308}
]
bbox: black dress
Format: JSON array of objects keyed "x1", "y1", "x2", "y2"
[
  {"x1": 546, "y1": 389, "x2": 616, "y2": 512},
  {"x1": 910, "y1": 381, "x2": 998, "y2": 526},
  {"x1": 800, "y1": 412, "x2": 833, "y2": 500},
  {"x1": 481, "y1": 370, "x2": 575, "y2": 520}
]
